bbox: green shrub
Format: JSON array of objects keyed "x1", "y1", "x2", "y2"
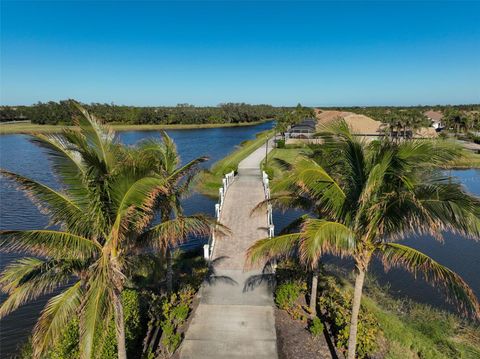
[
  {"x1": 161, "y1": 321, "x2": 182, "y2": 354},
  {"x1": 276, "y1": 139, "x2": 286, "y2": 148},
  {"x1": 319, "y1": 276, "x2": 379, "y2": 358},
  {"x1": 50, "y1": 318, "x2": 80, "y2": 359},
  {"x1": 98, "y1": 289, "x2": 144, "y2": 359},
  {"x1": 275, "y1": 281, "x2": 304, "y2": 310},
  {"x1": 309, "y1": 317, "x2": 324, "y2": 337},
  {"x1": 18, "y1": 338, "x2": 33, "y2": 359},
  {"x1": 158, "y1": 286, "x2": 196, "y2": 355}
]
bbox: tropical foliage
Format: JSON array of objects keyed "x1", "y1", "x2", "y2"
[
  {"x1": 0, "y1": 103, "x2": 213, "y2": 358},
  {"x1": 247, "y1": 120, "x2": 480, "y2": 359}
]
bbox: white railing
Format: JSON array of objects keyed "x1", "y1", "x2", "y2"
[
  {"x1": 203, "y1": 170, "x2": 236, "y2": 260},
  {"x1": 262, "y1": 171, "x2": 275, "y2": 238}
]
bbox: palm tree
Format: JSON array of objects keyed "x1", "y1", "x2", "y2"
[
  {"x1": 246, "y1": 155, "x2": 351, "y2": 316},
  {"x1": 0, "y1": 104, "x2": 211, "y2": 358},
  {"x1": 133, "y1": 132, "x2": 209, "y2": 292},
  {"x1": 247, "y1": 120, "x2": 480, "y2": 359}
]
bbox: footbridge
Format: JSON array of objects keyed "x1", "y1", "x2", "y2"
[{"x1": 180, "y1": 141, "x2": 277, "y2": 359}]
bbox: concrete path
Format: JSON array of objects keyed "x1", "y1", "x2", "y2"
[{"x1": 180, "y1": 141, "x2": 277, "y2": 359}]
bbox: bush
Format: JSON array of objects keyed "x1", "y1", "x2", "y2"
[
  {"x1": 50, "y1": 318, "x2": 80, "y2": 359},
  {"x1": 309, "y1": 317, "x2": 324, "y2": 337},
  {"x1": 319, "y1": 276, "x2": 379, "y2": 358},
  {"x1": 158, "y1": 286, "x2": 196, "y2": 355},
  {"x1": 98, "y1": 289, "x2": 144, "y2": 359},
  {"x1": 160, "y1": 321, "x2": 182, "y2": 354},
  {"x1": 276, "y1": 139, "x2": 286, "y2": 148},
  {"x1": 275, "y1": 281, "x2": 304, "y2": 310}
]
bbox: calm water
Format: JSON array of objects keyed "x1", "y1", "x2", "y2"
[{"x1": 1, "y1": 126, "x2": 479, "y2": 356}]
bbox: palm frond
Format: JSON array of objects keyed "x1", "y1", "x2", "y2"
[
  {"x1": 30, "y1": 132, "x2": 86, "y2": 188},
  {"x1": 140, "y1": 215, "x2": 214, "y2": 252},
  {"x1": 0, "y1": 230, "x2": 101, "y2": 259},
  {"x1": 245, "y1": 233, "x2": 301, "y2": 269},
  {"x1": 79, "y1": 266, "x2": 112, "y2": 359},
  {"x1": 299, "y1": 218, "x2": 355, "y2": 267},
  {"x1": 71, "y1": 101, "x2": 116, "y2": 171},
  {"x1": 294, "y1": 158, "x2": 346, "y2": 217},
  {"x1": 0, "y1": 258, "x2": 76, "y2": 318},
  {"x1": 377, "y1": 242, "x2": 480, "y2": 318},
  {"x1": 32, "y1": 281, "x2": 83, "y2": 358},
  {"x1": 109, "y1": 176, "x2": 168, "y2": 243}
]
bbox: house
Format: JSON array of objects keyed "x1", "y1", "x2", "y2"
[
  {"x1": 285, "y1": 118, "x2": 317, "y2": 139},
  {"x1": 424, "y1": 110, "x2": 444, "y2": 131}
]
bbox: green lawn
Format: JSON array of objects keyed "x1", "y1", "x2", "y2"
[
  {"x1": 262, "y1": 146, "x2": 311, "y2": 180},
  {"x1": 444, "y1": 151, "x2": 480, "y2": 169},
  {"x1": 197, "y1": 129, "x2": 274, "y2": 197}
]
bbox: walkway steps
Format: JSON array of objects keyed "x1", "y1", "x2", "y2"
[{"x1": 180, "y1": 140, "x2": 277, "y2": 359}]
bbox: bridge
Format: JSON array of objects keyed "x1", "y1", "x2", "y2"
[{"x1": 180, "y1": 141, "x2": 277, "y2": 359}]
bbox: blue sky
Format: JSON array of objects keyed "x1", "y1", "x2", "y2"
[{"x1": 1, "y1": 1, "x2": 479, "y2": 106}]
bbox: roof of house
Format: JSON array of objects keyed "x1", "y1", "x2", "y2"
[
  {"x1": 424, "y1": 110, "x2": 443, "y2": 121},
  {"x1": 289, "y1": 118, "x2": 317, "y2": 132}
]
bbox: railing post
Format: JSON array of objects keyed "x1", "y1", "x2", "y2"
[
  {"x1": 219, "y1": 188, "x2": 224, "y2": 208},
  {"x1": 215, "y1": 203, "x2": 220, "y2": 220},
  {"x1": 222, "y1": 178, "x2": 227, "y2": 193},
  {"x1": 269, "y1": 225, "x2": 274, "y2": 238},
  {"x1": 203, "y1": 244, "x2": 210, "y2": 260}
]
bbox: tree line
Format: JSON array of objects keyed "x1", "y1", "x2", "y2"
[{"x1": 0, "y1": 100, "x2": 285, "y2": 125}]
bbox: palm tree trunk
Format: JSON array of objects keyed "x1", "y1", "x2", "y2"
[
  {"x1": 309, "y1": 269, "x2": 319, "y2": 316},
  {"x1": 346, "y1": 268, "x2": 366, "y2": 359},
  {"x1": 113, "y1": 290, "x2": 127, "y2": 359},
  {"x1": 166, "y1": 248, "x2": 173, "y2": 293}
]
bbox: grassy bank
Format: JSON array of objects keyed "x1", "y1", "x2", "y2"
[
  {"x1": 444, "y1": 150, "x2": 480, "y2": 169},
  {"x1": 262, "y1": 146, "x2": 311, "y2": 179},
  {"x1": 321, "y1": 265, "x2": 480, "y2": 359},
  {"x1": 362, "y1": 279, "x2": 480, "y2": 359},
  {"x1": 197, "y1": 129, "x2": 274, "y2": 197},
  {"x1": 0, "y1": 119, "x2": 270, "y2": 135}
]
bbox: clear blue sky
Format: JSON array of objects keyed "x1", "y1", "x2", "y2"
[{"x1": 1, "y1": 1, "x2": 479, "y2": 106}]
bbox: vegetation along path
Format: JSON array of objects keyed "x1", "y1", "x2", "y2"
[{"x1": 180, "y1": 141, "x2": 277, "y2": 359}]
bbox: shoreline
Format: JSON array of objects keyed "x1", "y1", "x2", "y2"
[
  {"x1": 196, "y1": 129, "x2": 274, "y2": 197},
  {"x1": 0, "y1": 119, "x2": 272, "y2": 135}
]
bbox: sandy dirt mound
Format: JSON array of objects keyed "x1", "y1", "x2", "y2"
[{"x1": 315, "y1": 109, "x2": 382, "y2": 134}]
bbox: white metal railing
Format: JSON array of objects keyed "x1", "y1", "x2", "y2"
[
  {"x1": 203, "y1": 170, "x2": 236, "y2": 260},
  {"x1": 262, "y1": 171, "x2": 275, "y2": 238}
]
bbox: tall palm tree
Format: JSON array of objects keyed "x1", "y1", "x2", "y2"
[
  {"x1": 0, "y1": 104, "x2": 211, "y2": 358},
  {"x1": 247, "y1": 120, "x2": 480, "y2": 358}
]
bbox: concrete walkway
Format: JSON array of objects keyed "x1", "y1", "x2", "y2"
[{"x1": 180, "y1": 141, "x2": 277, "y2": 359}]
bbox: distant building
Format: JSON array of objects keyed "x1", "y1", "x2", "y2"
[
  {"x1": 424, "y1": 110, "x2": 444, "y2": 131},
  {"x1": 285, "y1": 118, "x2": 317, "y2": 139}
]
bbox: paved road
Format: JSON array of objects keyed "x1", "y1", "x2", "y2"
[{"x1": 180, "y1": 141, "x2": 277, "y2": 359}]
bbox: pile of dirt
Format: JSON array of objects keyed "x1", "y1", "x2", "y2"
[{"x1": 315, "y1": 109, "x2": 382, "y2": 135}]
